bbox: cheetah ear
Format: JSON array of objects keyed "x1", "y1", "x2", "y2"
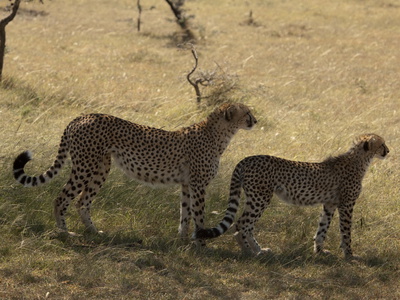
[
  {"x1": 363, "y1": 141, "x2": 369, "y2": 152},
  {"x1": 224, "y1": 106, "x2": 236, "y2": 122}
]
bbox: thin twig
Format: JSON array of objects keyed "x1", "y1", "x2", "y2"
[
  {"x1": 137, "y1": 0, "x2": 142, "y2": 32},
  {"x1": 186, "y1": 46, "x2": 202, "y2": 103}
]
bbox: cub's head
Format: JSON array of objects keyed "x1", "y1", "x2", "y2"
[
  {"x1": 218, "y1": 103, "x2": 257, "y2": 130},
  {"x1": 357, "y1": 133, "x2": 389, "y2": 159}
]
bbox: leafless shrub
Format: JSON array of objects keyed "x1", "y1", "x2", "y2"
[
  {"x1": 240, "y1": 10, "x2": 262, "y2": 27},
  {"x1": 137, "y1": 0, "x2": 142, "y2": 32},
  {"x1": 186, "y1": 45, "x2": 240, "y2": 106}
]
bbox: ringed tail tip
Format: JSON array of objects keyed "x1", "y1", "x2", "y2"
[
  {"x1": 193, "y1": 228, "x2": 220, "y2": 240},
  {"x1": 13, "y1": 150, "x2": 33, "y2": 169},
  {"x1": 193, "y1": 229, "x2": 208, "y2": 240}
]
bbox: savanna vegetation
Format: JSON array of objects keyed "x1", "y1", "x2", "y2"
[{"x1": 0, "y1": 0, "x2": 399, "y2": 299}]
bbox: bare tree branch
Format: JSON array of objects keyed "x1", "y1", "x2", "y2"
[
  {"x1": 137, "y1": 0, "x2": 142, "y2": 32},
  {"x1": 0, "y1": 0, "x2": 21, "y2": 82},
  {"x1": 186, "y1": 46, "x2": 202, "y2": 104},
  {"x1": 165, "y1": 0, "x2": 184, "y2": 26},
  {"x1": 185, "y1": 45, "x2": 239, "y2": 106},
  {"x1": 165, "y1": 0, "x2": 195, "y2": 42}
]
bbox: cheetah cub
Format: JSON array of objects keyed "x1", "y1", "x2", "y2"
[
  {"x1": 13, "y1": 103, "x2": 257, "y2": 239},
  {"x1": 194, "y1": 134, "x2": 389, "y2": 259}
]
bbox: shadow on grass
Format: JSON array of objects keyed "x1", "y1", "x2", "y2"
[
  {"x1": 189, "y1": 242, "x2": 361, "y2": 268},
  {"x1": 45, "y1": 227, "x2": 389, "y2": 268},
  {"x1": 1, "y1": 75, "x2": 80, "y2": 109},
  {"x1": 138, "y1": 30, "x2": 199, "y2": 48},
  {"x1": 48, "y1": 230, "x2": 144, "y2": 254},
  {"x1": 0, "y1": 76, "x2": 43, "y2": 106}
]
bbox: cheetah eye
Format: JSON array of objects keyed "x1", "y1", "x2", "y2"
[
  {"x1": 381, "y1": 145, "x2": 389, "y2": 156},
  {"x1": 363, "y1": 141, "x2": 369, "y2": 152}
]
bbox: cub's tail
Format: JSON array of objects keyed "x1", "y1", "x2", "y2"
[
  {"x1": 13, "y1": 136, "x2": 69, "y2": 187},
  {"x1": 194, "y1": 162, "x2": 244, "y2": 240}
]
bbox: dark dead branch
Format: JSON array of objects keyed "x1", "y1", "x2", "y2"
[
  {"x1": 0, "y1": 0, "x2": 21, "y2": 82},
  {"x1": 137, "y1": 0, "x2": 142, "y2": 32},
  {"x1": 165, "y1": 0, "x2": 195, "y2": 42},
  {"x1": 186, "y1": 46, "x2": 202, "y2": 103}
]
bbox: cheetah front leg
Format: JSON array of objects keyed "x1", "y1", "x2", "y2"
[
  {"x1": 314, "y1": 203, "x2": 337, "y2": 255},
  {"x1": 338, "y1": 202, "x2": 356, "y2": 259},
  {"x1": 189, "y1": 185, "x2": 206, "y2": 247},
  {"x1": 178, "y1": 184, "x2": 191, "y2": 238}
]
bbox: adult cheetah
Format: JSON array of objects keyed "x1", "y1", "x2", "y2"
[
  {"x1": 13, "y1": 103, "x2": 257, "y2": 240},
  {"x1": 194, "y1": 134, "x2": 389, "y2": 258}
]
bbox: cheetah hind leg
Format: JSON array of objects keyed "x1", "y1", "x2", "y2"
[
  {"x1": 234, "y1": 231, "x2": 257, "y2": 255},
  {"x1": 249, "y1": 233, "x2": 271, "y2": 256},
  {"x1": 234, "y1": 229, "x2": 271, "y2": 256},
  {"x1": 53, "y1": 174, "x2": 85, "y2": 236},
  {"x1": 234, "y1": 225, "x2": 272, "y2": 256},
  {"x1": 235, "y1": 192, "x2": 272, "y2": 256},
  {"x1": 233, "y1": 230, "x2": 245, "y2": 249},
  {"x1": 75, "y1": 154, "x2": 111, "y2": 234},
  {"x1": 75, "y1": 188, "x2": 100, "y2": 234},
  {"x1": 178, "y1": 184, "x2": 191, "y2": 239},
  {"x1": 247, "y1": 228, "x2": 272, "y2": 256}
]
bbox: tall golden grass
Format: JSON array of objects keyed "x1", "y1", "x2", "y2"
[{"x1": 0, "y1": 0, "x2": 399, "y2": 298}]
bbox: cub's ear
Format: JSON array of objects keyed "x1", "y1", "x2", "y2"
[
  {"x1": 363, "y1": 141, "x2": 369, "y2": 152},
  {"x1": 224, "y1": 106, "x2": 236, "y2": 121}
]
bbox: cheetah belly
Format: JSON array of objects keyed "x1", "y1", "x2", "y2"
[
  {"x1": 274, "y1": 184, "x2": 336, "y2": 206},
  {"x1": 112, "y1": 153, "x2": 188, "y2": 186}
]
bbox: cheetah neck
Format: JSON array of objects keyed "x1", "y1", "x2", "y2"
[
  {"x1": 330, "y1": 148, "x2": 375, "y2": 180},
  {"x1": 213, "y1": 123, "x2": 239, "y2": 153},
  {"x1": 202, "y1": 115, "x2": 239, "y2": 155}
]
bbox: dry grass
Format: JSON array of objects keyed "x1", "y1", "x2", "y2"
[{"x1": 1, "y1": 0, "x2": 399, "y2": 299}]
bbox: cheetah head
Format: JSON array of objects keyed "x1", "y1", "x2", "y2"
[
  {"x1": 222, "y1": 103, "x2": 257, "y2": 130},
  {"x1": 359, "y1": 133, "x2": 389, "y2": 159}
]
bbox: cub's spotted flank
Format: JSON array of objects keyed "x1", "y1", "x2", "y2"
[
  {"x1": 195, "y1": 134, "x2": 389, "y2": 259},
  {"x1": 13, "y1": 103, "x2": 257, "y2": 240}
]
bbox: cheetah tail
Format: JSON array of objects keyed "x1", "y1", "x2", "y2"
[
  {"x1": 13, "y1": 150, "x2": 67, "y2": 188},
  {"x1": 193, "y1": 166, "x2": 243, "y2": 240}
]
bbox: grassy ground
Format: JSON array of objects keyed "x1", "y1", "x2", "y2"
[{"x1": 1, "y1": 0, "x2": 399, "y2": 299}]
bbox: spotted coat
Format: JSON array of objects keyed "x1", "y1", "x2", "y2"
[
  {"x1": 194, "y1": 134, "x2": 389, "y2": 259},
  {"x1": 13, "y1": 103, "x2": 257, "y2": 239}
]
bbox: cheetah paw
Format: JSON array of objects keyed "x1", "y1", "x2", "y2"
[
  {"x1": 257, "y1": 248, "x2": 272, "y2": 256},
  {"x1": 315, "y1": 249, "x2": 332, "y2": 256},
  {"x1": 345, "y1": 254, "x2": 362, "y2": 262}
]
